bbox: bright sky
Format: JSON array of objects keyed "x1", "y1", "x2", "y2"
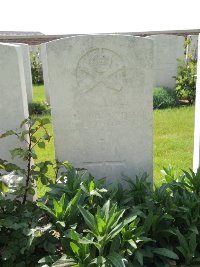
[{"x1": 1, "y1": 0, "x2": 200, "y2": 35}]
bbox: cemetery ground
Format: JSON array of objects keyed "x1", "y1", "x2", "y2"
[{"x1": 33, "y1": 85, "x2": 195, "y2": 196}]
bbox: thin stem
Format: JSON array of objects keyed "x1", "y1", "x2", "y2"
[{"x1": 22, "y1": 125, "x2": 32, "y2": 204}]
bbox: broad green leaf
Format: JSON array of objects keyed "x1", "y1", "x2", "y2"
[
  {"x1": 189, "y1": 232, "x2": 197, "y2": 253},
  {"x1": 102, "y1": 199, "x2": 110, "y2": 222},
  {"x1": 70, "y1": 242, "x2": 80, "y2": 256},
  {"x1": 110, "y1": 235, "x2": 121, "y2": 252},
  {"x1": 52, "y1": 254, "x2": 77, "y2": 266},
  {"x1": 176, "y1": 230, "x2": 189, "y2": 252},
  {"x1": 78, "y1": 205, "x2": 99, "y2": 235},
  {"x1": 10, "y1": 148, "x2": 27, "y2": 160},
  {"x1": 135, "y1": 251, "x2": 143, "y2": 266},
  {"x1": 143, "y1": 212, "x2": 153, "y2": 234},
  {"x1": 28, "y1": 187, "x2": 35, "y2": 196},
  {"x1": 38, "y1": 202, "x2": 56, "y2": 219},
  {"x1": 89, "y1": 180, "x2": 95, "y2": 192},
  {"x1": 123, "y1": 215, "x2": 137, "y2": 225},
  {"x1": 109, "y1": 221, "x2": 125, "y2": 239},
  {"x1": 38, "y1": 141, "x2": 45, "y2": 149},
  {"x1": 64, "y1": 190, "x2": 81, "y2": 221},
  {"x1": 1, "y1": 182, "x2": 8, "y2": 193},
  {"x1": 153, "y1": 248, "x2": 179, "y2": 260},
  {"x1": 53, "y1": 194, "x2": 65, "y2": 219},
  {"x1": 107, "y1": 209, "x2": 125, "y2": 231},
  {"x1": 128, "y1": 239, "x2": 137, "y2": 249},
  {"x1": 107, "y1": 252, "x2": 126, "y2": 267},
  {"x1": 90, "y1": 189, "x2": 102, "y2": 198},
  {"x1": 97, "y1": 217, "x2": 106, "y2": 233}
]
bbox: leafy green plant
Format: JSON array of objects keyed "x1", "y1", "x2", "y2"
[
  {"x1": 2, "y1": 118, "x2": 200, "y2": 266},
  {"x1": 30, "y1": 50, "x2": 44, "y2": 85},
  {"x1": 38, "y1": 191, "x2": 82, "y2": 229},
  {"x1": 0, "y1": 117, "x2": 52, "y2": 203},
  {"x1": 29, "y1": 102, "x2": 50, "y2": 115},
  {"x1": 153, "y1": 87, "x2": 179, "y2": 109},
  {"x1": 175, "y1": 37, "x2": 197, "y2": 104},
  {"x1": 176, "y1": 230, "x2": 200, "y2": 266}
]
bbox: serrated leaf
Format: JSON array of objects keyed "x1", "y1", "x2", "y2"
[
  {"x1": 38, "y1": 141, "x2": 45, "y2": 149},
  {"x1": 0, "y1": 130, "x2": 15, "y2": 139}
]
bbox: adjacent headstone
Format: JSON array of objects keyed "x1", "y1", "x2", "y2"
[
  {"x1": 151, "y1": 35, "x2": 185, "y2": 89},
  {"x1": 193, "y1": 34, "x2": 200, "y2": 173},
  {"x1": 46, "y1": 35, "x2": 154, "y2": 182},
  {"x1": 186, "y1": 35, "x2": 198, "y2": 62},
  {"x1": 18, "y1": 43, "x2": 33, "y2": 103},
  {"x1": 40, "y1": 43, "x2": 50, "y2": 103},
  {"x1": 0, "y1": 43, "x2": 29, "y2": 168}
]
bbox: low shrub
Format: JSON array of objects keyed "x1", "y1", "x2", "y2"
[
  {"x1": 29, "y1": 102, "x2": 50, "y2": 115},
  {"x1": 175, "y1": 58, "x2": 197, "y2": 104},
  {"x1": 30, "y1": 50, "x2": 44, "y2": 85},
  {"x1": 1, "y1": 119, "x2": 200, "y2": 266},
  {"x1": 153, "y1": 87, "x2": 179, "y2": 109},
  {"x1": 175, "y1": 37, "x2": 197, "y2": 104}
]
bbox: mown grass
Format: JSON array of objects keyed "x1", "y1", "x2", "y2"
[
  {"x1": 154, "y1": 106, "x2": 194, "y2": 185},
  {"x1": 33, "y1": 85, "x2": 195, "y2": 192},
  {"x1": 33, "y1": 84, "x2": 46, "y2": 102},
  {"x1": 32, "y1": 86, "x2": 55, "y2": 196}
]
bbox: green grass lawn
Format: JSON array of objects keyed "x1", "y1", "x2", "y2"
[
  {"x1": 33, "y1": 85, "x2": 46, "y2": 102},
  {"x1": 154, "y1": 106, "x2": 194, "y2": 185},
  {"x1": 33, "y1": 85, "x2": 195, "y2": 191}
]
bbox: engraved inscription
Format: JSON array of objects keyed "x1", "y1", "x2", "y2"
[{"x1": 76, "y1": 48, "x2": 126, "y2": 92}]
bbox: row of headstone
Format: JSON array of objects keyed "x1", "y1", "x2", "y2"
[
  {"x1": 40, "y1": 35, "x2": 195, "y2": 97},
  {"x1": 151, "y1": 35, "x2": 185, "y2": 89},
  {"x1": 1, "y1": 34, "x2": 200, "y2": 190},
  {"x1": 7, "y1": 34, "x2": 194, "y2": 107},
  {"x1": 0, "y1": 43, "x2": 29, "y2": 169},
  {"x1": 0, "y1": 36, "x2": 154, "y2": 184}
]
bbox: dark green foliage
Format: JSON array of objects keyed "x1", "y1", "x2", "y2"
[
  {"x1": 1, "y1": 119, "x2": 200, "y2": 266},
  {"x1": 30, "y1": 50, "x2": 44, "y2": 85},
  {"x1": 29, "y1": 102, "x2": 51, "y2": 115},
  {"x1": 153, "y1": 87, "x2": 179, "y2": 109}
]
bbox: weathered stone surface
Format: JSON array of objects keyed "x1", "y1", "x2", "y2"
[
  {"x1": 40, "y1": 43, "x2": 50, "y2": 103},
  {"x1": 0, "y1": 43, "x2": 29, "y2": 168},
  {"x1": 151, "y1": 35, "x2": 185, "y2": 89},
  {"x1": 46, "y1": 35, "x2": 154, "y2": 182}
]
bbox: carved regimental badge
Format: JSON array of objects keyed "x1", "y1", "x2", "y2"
[{"x1": 76, "y1": 48, "x2": 126, "y2": 92}]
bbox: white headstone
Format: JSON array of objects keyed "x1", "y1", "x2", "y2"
[
  {"x1": 193, "y1": 34, "x2": 200, "y2": 172},
  {"x1": 0, "y1": 43, "x2": 29, "y2": 168},
  {"x1": 40, "y1": 43, "x2": 50, "y2": 104},
  {"x1": 18, "y1": 43, "x2": 33, "y2": 103},
  {"x1": 186, "y1": 35, "x2": 198, "y2": 62},
  {"x1": 46, "y1": 35, "x2": 154, "y2": 182},
  {"x1": 151, "y1": 35, "x2": 185, "y2": 89}
]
